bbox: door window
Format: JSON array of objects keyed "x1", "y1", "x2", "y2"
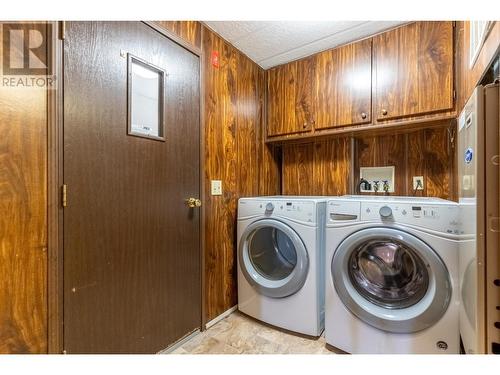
[{"x1": 127, "y1": 54, "x2": 166, "y2": 141}]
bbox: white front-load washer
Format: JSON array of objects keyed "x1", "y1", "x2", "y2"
[
  {"x1": 237, "y1": 196, "x2": 326, "y2": 336},
  {"x1": 325, "y1": 196, "x2": 460, "y2": 354}
]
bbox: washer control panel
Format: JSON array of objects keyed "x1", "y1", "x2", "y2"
[
  {"x1": 327, "y1": 198, "x2": 459, "y2": 234},
  {"x1": 361, "y1": 202, "x2": 458, "y2": 233}
]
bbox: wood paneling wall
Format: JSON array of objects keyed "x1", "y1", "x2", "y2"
[
  {"x1": 282, "y1": 138, "x2": 352, "y2": 196},
  {"x1": 281, "y1": 124, "x2": 456, "y2": 201},
  {"x1": 202, "y1": 26, "x2": 278, "y2": 321},
  {"x1": 0, "y1": 22, "x2": 48, "y2": 353},
  {"x1": 354, "y1": 125, "x2": 456, "y2": 200},
  {"x1": 152, "y1": 21, "x2": 201, "y2": 50}
]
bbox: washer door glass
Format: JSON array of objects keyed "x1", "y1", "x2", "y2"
[
  {"x1": 332, "y1": 227, "x2": 451, "y2": 333},
  {"x1": 239, "y1": 219, "x2": 309, "y2": 298},
  {"x1": 348, "y1": 239, "x2": 429, "y2": 309}
]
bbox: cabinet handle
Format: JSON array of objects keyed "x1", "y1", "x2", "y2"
[
  {"x1": 361, "y1": 112, "x2": 367, "y2": 119},
  {"x1": 303, "y1": 122, "x2": 308, "y2": 128},
  {"x1": 381, "y1": 109, "x2": 388, "y2": 116}
]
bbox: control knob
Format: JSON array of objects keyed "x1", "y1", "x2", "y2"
[
  {"x1": 265, "y1": 202, "x2": 275, "y2": 212},
  {"x1": 379, "y1": 205, "x2": 393, "y2": 218}
]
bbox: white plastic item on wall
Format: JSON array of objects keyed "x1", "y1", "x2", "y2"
[{"x1": 359, "y1": 166, "x2": 395, "y2": 193}]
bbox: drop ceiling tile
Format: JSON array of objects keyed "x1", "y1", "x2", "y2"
[
  {"x1": 233, "y1": 21, "x2": 365, "y2": 62},
  {"x1": 202, "y1": 21, "x2": 407, "y2": 69},
  {"x1": 204, "y1": 21, "x2": 271, "y2": 42},
  {"x1": 258, "y1": 21, "x2": 407, "y2": 68}
]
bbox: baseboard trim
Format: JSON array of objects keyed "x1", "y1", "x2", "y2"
[
  {"x1": 158, "y1": 329, "x2": 200, "y2": 354},
  {"x1": 205, "y1": 305, "x2": 237, "y2": 329}
]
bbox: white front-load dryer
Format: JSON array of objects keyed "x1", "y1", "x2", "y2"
[
  {"x1": 325, "y1": 196, "x2": 460, "y2": 353},
  {"x1": 237, "y1": 196, "x2": 326, "y2": 336}
]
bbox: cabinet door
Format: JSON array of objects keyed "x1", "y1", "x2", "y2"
[
  {"x1": 373, "y1": 22, "x2": 419, "y2": 120},
  {"x1": 417, "y1": 21, "x2": 454, "y2": 114},
  {"x1": 267, "y1": 58, "x2": 314, "y2": 137},
  {"x1": 314, "y1": 38, "x2": 372, "y2": 129},
  {"x1": 267, "y1": 64, "x2": 287, "y2": 137},
  {"x1": 373, "y1": 21, "x2": 453, "y2": 121}
]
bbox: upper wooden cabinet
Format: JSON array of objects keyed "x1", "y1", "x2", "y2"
[
  {"x1": 314, "y1": 38, "x2": 372, "y2": 129},
  {"x1": 267, "y1": 57, "x2": 314, "y2": 137},
  {"x1": 373, "y1": 21, "x2": 454, "y2": 121},
  {"x1": 266, "y1": 21, "x2": 455, "y2": 140}
]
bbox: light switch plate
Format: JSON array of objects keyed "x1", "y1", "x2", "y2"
[{"x1": 211, "y1": 180, "x2": 222, "y2": 196}]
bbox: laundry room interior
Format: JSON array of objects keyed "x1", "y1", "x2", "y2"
[{"x1": 1, "y1": 1, "x2": 500, "y2": 366}]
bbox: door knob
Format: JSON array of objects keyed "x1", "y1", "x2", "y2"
[
  {"x1": 361, "y1": 112, "x2": 367, "y2": 119},
  {"x1": 185, "y1": 198, "x2": 202, "y2": 208},
  {"x1": 381, "y1": 109, "x2": 388, "y2": 116}
]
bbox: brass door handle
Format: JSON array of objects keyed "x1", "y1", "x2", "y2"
[{"x1": 185, "y1": 197, "x2": 202, "y2": 208}]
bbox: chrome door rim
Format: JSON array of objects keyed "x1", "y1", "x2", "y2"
[
  {"x1": 332, "y1": 227, "x2": 451, "y2": 333},
  {"x1": 239, "y1": 219, "x2": 309, "y2": 298}
]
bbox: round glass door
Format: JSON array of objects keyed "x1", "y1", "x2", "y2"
[
  {"x1": 332, "y1": 227, "x2": 451, "y2": 333},
  {"x1": 248, "y1": 226, "x2": 298, "y2": 280},
  {"x1": 348, "y1": 239, "x2": 429, "y2": 309},
  {"x1": 239, "y1": 219, "x2": 309, "y2": 298}
]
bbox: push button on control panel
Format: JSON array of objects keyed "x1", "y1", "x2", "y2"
[
  {"x1": 423, "y1": 208, "x2": 439, "y2": 219},
  {"x1": 412, "y1": 206, "x2": 422, "y2": 218}
]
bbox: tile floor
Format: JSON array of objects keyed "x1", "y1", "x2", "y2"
[{"x1": 169, "y1": 311, "x2": 333, "y2": 354}]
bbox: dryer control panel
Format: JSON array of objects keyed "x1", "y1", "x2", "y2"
[{"x1": 239, "y1": 198, "x2": 320, "y2": 224}]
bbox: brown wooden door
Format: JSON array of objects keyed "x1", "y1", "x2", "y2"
[
  {"x1": 373, "y1": 21, "x2": 453, "y2": 121},
  {"x1": 314, "y1": 39, "x2": 372, "y2": 129},
  {"x1": 267, "y1": 57, "x2": 314, "y2": 137},
  {"x1": 63, "y1": 21, "x2": 201, "y2": 353}
]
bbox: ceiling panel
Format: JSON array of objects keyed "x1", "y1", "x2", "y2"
[{"x1": 204, "y1": 21, "x2": 407, "y2": 69}]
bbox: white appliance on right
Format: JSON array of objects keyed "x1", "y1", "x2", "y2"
[
  {"x1": 458, "y1": 84, "x2": 500, "y2": 354},
  {"x1": 325, "y1": 196, "x2": 460, "y2": 354}
]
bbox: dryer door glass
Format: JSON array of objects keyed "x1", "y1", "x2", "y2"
[
  {"x1": 238, "y1": 219, "x2": 309, "y2": 298},
  {"x1": 348, "y1": 239, "x2": 429, "y2": 309},
  {"x1": 248, "y1": 227, "x2": 297, "y2": 280}
]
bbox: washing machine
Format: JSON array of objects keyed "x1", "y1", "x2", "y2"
[
  {"x1": 325, "y1": 196, "x2": 460, "y2": 354},
  {"x1": 237, "y1": 196, "x2": 326, "y2": 336}
]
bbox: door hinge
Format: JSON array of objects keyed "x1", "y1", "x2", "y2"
[
  {"x1": 453, "y1": 89, "x2": 457, "y2": 101},
  {"x1": 59, "y1": 21, "x2": 66, "y2": 40},
  {"x1": 61, "y1": 184, "x2": 67, "y2": 207}
]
